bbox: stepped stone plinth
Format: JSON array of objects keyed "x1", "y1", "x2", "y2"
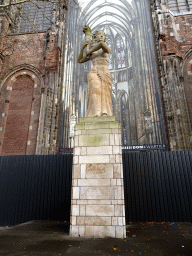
[{"x1": 70, "y1": 116, "x2": 126, "y2": 238}]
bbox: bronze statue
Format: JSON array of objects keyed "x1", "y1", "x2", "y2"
[{"x1": 78, "y1": 25, "x2": 113, "y2": 117}]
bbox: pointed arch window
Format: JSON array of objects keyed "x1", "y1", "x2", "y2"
[
  {"x1": 106, "y1": 37, "x2": 113, "y2": 70},
  {"x1": 127, "y1": 44, "x2": 132, "y2": 67},
  {"x1": 116, "y1": 36, "x2": 125, "y2": 69},
  {"x1": 19, "y1": 0, "x2": 59, "y2": 33}
]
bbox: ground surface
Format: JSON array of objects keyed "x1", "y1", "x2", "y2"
[{"x1": 0, "y1": 221, "x2": 192, "y2": 255}]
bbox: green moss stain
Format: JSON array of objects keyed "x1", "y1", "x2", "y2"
[
  {"x1": 84, "y1": 135, "x2": 104, "y2": 146},
  {"x1": 75, "y1": 123, "x2": 85, "y2": 130}
]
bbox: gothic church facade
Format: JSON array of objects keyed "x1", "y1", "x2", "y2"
[{"x1": 0, "y1": 0, "x2": 191, "y2": 155}]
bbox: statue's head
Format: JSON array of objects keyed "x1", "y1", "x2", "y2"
[{"x1": 93, "y1": 30, "x2": 106, "y2": 43}]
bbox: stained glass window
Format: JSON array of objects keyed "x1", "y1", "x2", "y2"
[
  {"x1": 116, "y1": 36, "x2": 125, "y2": 68},
  {"x1": 106, "y1": 37, "x2": 113, "y2": 70}
]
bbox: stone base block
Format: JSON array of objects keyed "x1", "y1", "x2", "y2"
[
  {"x1": 70, "y1": 225, "x2": 126, "y2": 238},
  {"x1": 70, "y1": 116, "x2": 126, "y2": 238}
]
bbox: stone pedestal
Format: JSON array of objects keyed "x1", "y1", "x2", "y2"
[{"x1": 70, "y1": 116, "x2": 126, "y2": 238}]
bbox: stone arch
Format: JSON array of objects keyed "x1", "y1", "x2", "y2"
[
  {"x1": 0, "y1": 65, "x2": 44, "y2": 155},
  {"x1": 0, "y1": 64, "x2": 44, "y2": 89}
]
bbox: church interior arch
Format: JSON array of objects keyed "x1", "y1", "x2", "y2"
[{"x1": 60, "y1": 0, "x2": 167, "y2": 149}]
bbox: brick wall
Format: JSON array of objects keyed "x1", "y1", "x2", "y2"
[
  {"x1": 1, "y1": 75, "x2": 34, "y2": 155},
  {"x1": 0, "y1": 69, "x2": 42, "y2": 155},
  {"x1": 0, "y1": 15, "x2": 62, "y2": 155},
  {"x1": 0, "y1": 33, "x2": 45, "y2": 80}
]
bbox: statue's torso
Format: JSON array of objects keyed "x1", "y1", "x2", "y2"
[{"x1": 90, "y1": 49, "x2": 110, "y2": 67}]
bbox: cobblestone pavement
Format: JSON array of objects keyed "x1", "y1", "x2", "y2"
[{"x1": 0, "y1": 221, "x2": 192, "y2": 255}]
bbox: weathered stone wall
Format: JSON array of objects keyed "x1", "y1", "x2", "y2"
[
  {"x1": 162, "y1": 56, "x2": 191, "y2": 150},
  {"x1": 0, "y1": 11, "x2": 63, "y2": 155},
  {"x1": 183, "y1": 53, "x2": 192, "y2": 126},
  {"x1": 36, "y1": 71, "x2": 61, "y2": 155},
  {"x1": 151, "y1": 1, "x2": 192, "y2": 150},
  {"x1": 0, "y1": 32, "x2": 45, "y2": 79}
]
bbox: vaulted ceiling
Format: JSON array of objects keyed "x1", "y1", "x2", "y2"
[{"x1": 77, "y1": 0, "x2": 138, "y2": 42}]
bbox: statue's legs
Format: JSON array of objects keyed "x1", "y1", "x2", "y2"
[
  {"x1": 87, "y1": 67, "x2": 113, "y2": 117},
  {"x1": 87, "y1": 73, "x2": 102, "y2": 117},
  {"x1": 101, "y1": 81, "x2": 113, "y2": 116}
]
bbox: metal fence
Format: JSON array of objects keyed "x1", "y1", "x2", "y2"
[
  {"x1": 123, "y1": 150, "x2": 192, "y2": 223},
  {"x1": 0, "y1": 151, "x2": 191, "y2": 227},
  {"x1": 0, "y1": 154, "x2": 73, "y2": 227}
]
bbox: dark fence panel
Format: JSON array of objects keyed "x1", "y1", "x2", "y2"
[
  {"x1": 0, "y1": 154, "x2": 73, "y2": 227},
  {"x1": 0, "y1": 151, "x2": 191, "y2": 227},
  {"x1": 123, "y1": 150, "x2": 192, "y2": 223}
]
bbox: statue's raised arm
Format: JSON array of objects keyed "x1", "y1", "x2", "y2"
[
  {"x1": 78, "y1": 25, "x2": 92, "y2": 63},
  {"x1": 78, "y1": 25, "x2": 113, "y2": 117}
]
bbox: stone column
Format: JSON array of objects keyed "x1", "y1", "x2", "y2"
[{"x1": 70, "y1": 116, "x2": 126, "y2": 238}]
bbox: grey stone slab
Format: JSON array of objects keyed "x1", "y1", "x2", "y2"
[{"x1": 80, "y1": 187, "x2": 114, "y2": 200}]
